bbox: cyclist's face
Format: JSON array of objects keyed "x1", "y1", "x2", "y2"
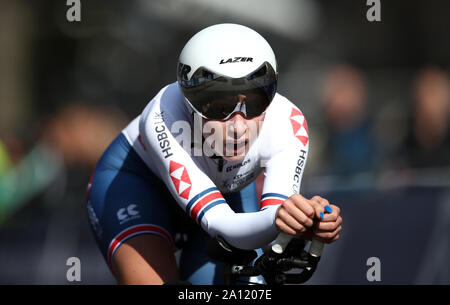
[{"x1": 202, "y1": 110, "x2": 265, "y2": 162}]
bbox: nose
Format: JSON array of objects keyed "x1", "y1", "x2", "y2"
[
  {"x1": 237, "y1": 94, "x2": 247, "y2": 104},
  {"x1": 227, "y1": 113, "x2": 247, "y2": 139}
]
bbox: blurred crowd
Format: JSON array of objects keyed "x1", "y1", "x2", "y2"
[
  {"x1": 0, "y1": 103, "x2": 128, "y2": 223},
  {"x1": 315, "y1": 64, "x2": 450, "y2": 176}
]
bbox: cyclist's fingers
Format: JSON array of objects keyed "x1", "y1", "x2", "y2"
[
  {"x1": 315, "y1": 222, "x2": 342, "y2": 235},
  {"x1": 320, "y1": 211, "x2": 338, "y2": 223},
  {"x1": 310, "y1": 195, "x2": 330, "y2": 207},
  {"x1": 315, "y1": 216, "x2": 342, "y2": 231},
  {"x1": 277, "y1": 207, "x2": 308, "y2": 233},
  {"x1": 289, "y1": 194, "x2": 315, "y2": 220},
  {"x1": 283, "y1": 199, "x2": 314, "y2": 228},
  {"x1": 275, "y1": 217, "x2": 297, "y2": 236},
  {"x1": 311, "y1": 199, "x2": 340, "y2": 222},
  {"x1": 322, "y1": 204, "x2": 340, "y2": 222},
  {"x1": 313, "y1": 225, "x2": 342, "y2": 242},
  {"x1": 314, "y1": 233, "x2": 340, "y2": 244},
  {"x1": 308, "y1": 196, "x2": 327, "y2": 221}
]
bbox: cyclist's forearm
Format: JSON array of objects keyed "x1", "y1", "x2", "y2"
[{"x1": 204, "y1": 204, "x2": 279, "y2": 250}]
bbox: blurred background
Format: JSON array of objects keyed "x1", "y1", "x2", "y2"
[{"x1": 1, "y1": 0, "x2": 449, "y2": 284}]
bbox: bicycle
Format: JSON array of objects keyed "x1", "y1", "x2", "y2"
[{"x1": 206, "y1": 233, "x2": 324, "y2": 285}]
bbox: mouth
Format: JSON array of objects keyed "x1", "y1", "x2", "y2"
[{"x1": 224, "y1": 139, "x2": 249, "y2": 156}]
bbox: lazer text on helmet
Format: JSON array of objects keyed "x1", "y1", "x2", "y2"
[{"x1": 219, "y1": 57, "x2": 253, "y2": 64}]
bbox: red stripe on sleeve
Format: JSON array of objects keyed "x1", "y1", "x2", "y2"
[
  {"x1": 190, "y1": 191, "x2": 224, "y2": 221},
  {"x1": 260, "y1": 198, "x2": 284, "y2": 209}
]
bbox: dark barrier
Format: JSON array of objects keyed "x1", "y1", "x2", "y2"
[{"x1": 305, "y1": 186, "x2": 450, "y2": 284}]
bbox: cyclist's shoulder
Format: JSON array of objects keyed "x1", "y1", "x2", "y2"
[
  {"x1": 141, "y1": 82, "x2": 190, "y2": 122},
  {"x1": 269, "y1": 92, "x2": 307, "y2": 117},
  {"x1": 264, "y1": 92, "x2": 308, "y2": 134},
  {"x1": 258, "y1": 92, "x2": 309, "y2": 152},
  {"x1": 144, "y1": 82, "x2": 184, "y2": 108},
  {"x1": 159, "y1": 81, "x2": 185, "y2": 102}
]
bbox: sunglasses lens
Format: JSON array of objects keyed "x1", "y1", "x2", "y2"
[{"x1": 180, "y1": 62, "x2": 277, "y2": 120}]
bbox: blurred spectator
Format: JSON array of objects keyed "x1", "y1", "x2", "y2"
[
  {"x1": 318, "y1": 64, "x2": 380, "y2": 175},
  {"x1": 400, "y1": 66, "x2": 450, "y2": 169},
  {"x1": 0, "y1": 103, "x2": 128, "y2": 224},
  {"x1": 42, "y1": 103, "x2": 129, "y2": 169}
]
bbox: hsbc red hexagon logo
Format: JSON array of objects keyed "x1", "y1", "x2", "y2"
[
  {"x1": 169, "y1": 161, "x2": 192, "y2": 200},
  {"x1": 290, "y1": 108, "x2": 309, "y2": 146}
]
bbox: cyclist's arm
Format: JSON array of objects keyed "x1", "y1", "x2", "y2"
[
  {"x1": 138, "y1": 97, "x2": 279, "y2": 250},
  {"x1": 262, "y1": 105, "x2": 342, "y2": 244},
  {"x1": 260, "y1": 105, "x2": 310, "y2": 211}
]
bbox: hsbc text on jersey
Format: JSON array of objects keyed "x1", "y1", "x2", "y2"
[
  {"x1": 292, "y1": 149, "x2": 307, "y2": 193},
  {"x1": 153, "y1": 113, "x2": 173, "y2": 159}
]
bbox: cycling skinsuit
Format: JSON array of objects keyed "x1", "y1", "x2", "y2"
[{"x1": 86, "y1": 82, "x2": 309, "y2": 284}]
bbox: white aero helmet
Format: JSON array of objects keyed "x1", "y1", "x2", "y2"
[{"x1": 177, "y1": 23, "x2": 278, "y2": 120}]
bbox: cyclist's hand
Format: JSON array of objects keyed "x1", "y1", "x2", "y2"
[
  {"x1": 275, "y1": 194, "x2": 325, "y2": 238},
  {"x1": 307, "y1": 196, "x2": 342, "y2": 244}
]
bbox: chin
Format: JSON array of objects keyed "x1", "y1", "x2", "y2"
[{"x1": 223, "y1": 155, "x2": 246, "y2": 162}]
